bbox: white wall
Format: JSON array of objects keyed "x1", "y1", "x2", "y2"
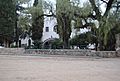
[
  {"x1": 20, "y1": 37, "x2": 33, "y2": 46},
  {"x1": 42, "y1": 17, "x2": 59, "y2": 41}
]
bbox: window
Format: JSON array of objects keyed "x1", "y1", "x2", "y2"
[
  {"x1": 45, "y1": 27, "x2": 49, "y2": 32},
  {"x1": 53, "y1": 25, "x2": 58, "y2": 32}
]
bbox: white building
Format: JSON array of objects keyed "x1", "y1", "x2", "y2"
[
  {"x1": 19, "y1": 17, "x2": 59, "y2": 47},
  {"x1": 19, "y1": 16, "x2": 91, "y2": 47},
  {"x1": 42, "y1": 17, "x2": 59, "y2": 41}
]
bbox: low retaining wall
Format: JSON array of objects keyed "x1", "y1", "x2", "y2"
[
  {"x1": 25, "y1": 49, "x2": 91, "y2": 56},
  {"x1": 93, "y1": 51, "x2": 117, "y2": 58},
  {"x1": 25, "y1": 49, "x2": 119, "y2": 58},
  {"x1": 0, "y1": 48, "x2": 25, "y2": 55},
  {"x1": 0, "y1": 48, "x2": 119, "y2": 58},
  {"x1": 117, "y1": 49, "x2": 120, "y2": 57}
]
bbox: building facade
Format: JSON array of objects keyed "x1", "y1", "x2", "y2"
[
  {"x1": 19, "y1": 17, "x2": 59, "y2": 47},
  {"x1": 42, "y1": 17, "x2": 59, "y2": 42}
]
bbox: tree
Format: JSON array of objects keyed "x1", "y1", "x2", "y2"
[
  {"x1": 86, "y1": 0, "x2": 115, "y2": 50},
  {"x1": 56, "y1": 0, "x2": 73, "y2": 48},
  {"x1": 0, "y1": 0, "x2": 16, "y2": 47},
  {"x1": 70, "y1": 32, "x2": 96, "y2": 49},
  {"x1": 14, "y1": 0, "x2": 30, "y2": 47},
  {"x1": 31, "y1": 0, "x2": 44, "y2": 48},
  {"x1": 51, "y1": 39, "x2": 63, "y2": 49},
  {"x1": 103, "y1": 1, "x2": 120, "y2": 50},
  {"x1": 73, "y1": 0, "x2": 117, "y2": 50}
]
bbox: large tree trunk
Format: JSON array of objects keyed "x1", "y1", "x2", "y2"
[
  {"x1": 97, "y1": 25, "x2": 117, "y2": 51},
  {"x1": 105, "y1": 29, "x2": 116, "y2": 51},
  {"x1": 59, "y1": 15, "x2": 71, "y2": 49},
  {"x1": 4, "y1": 39, "x2": 10, "y2": 48},
  {"x1": 56, "y1": 0, "x2": 72, "y2": 49}
]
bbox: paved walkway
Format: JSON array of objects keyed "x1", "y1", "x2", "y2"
[{"x1": 0, "y1": 55, "x2": 120, "y2": 81}]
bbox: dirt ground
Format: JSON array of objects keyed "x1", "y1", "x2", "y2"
[{"x1": 0, "y1": 55, "x2": 120, "y2": 81}]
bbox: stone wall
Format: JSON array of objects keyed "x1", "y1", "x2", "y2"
[
  {"x1": 94, "y1": 51, "x2": 117, "y2": 58},
  {"x1": 0, "y1": 48, "x2": 119, "y2": 58},
  {"x1": 116, "y1": 49, "x2": 120, "y2": 57},
  {"x1": 116, "y1": 33, "x2": 120, "y2": 49},
  {"x1": 0, "y1": 48, "x2": 25, "y2": 55},
  {"x1": 24, "y1": 49, "x2": 91, "y2": 56},
  {"x1": 24, "y1": 49, "x2": 119, "y2": 58}
]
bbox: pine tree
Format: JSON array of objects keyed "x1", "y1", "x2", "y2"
[
  {"x1": 31, "y1": 0, "x2": 44, "y2": 48},
  {"x1": 0, "y1": 0, "x2": 16, "y2": 47}
]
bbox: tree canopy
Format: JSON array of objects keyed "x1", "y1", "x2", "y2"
[
  {"x1": 0, "y1": 0, "x2": 120, "y2": 50},
  {"x1": 0, "y1": 0, "x2": 16, "y2": 38}
]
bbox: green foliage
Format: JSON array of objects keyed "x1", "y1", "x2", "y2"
[
  {"x1": 29, "y1": 5, "x2": 43, "y2": 20},
  {"x1": 74, "y1": 18, "x2": 83, "y2": 29},
  {"x1": 14, "y1": 0, "x2": 30, "y2": 4},
  {"x1": 31, "y1": 0, "x2": 44, "y2": 41},
  {"x1": 70, "y1": 33, "x2": 88, "y2": 48},
  {"x1": 32, "y1": 40, "x2": 42, "y2": 49},
  {"x1": 17, "y1": 4, "x2": 31, "y2": 30},
  {"x1": 18, "y1": 15, "x2": 31, "y2": 32},
  {"x1": 51, "y1": 39, "x2": 63, "y2": 49},
  {"x1": 56, "y1": 0, "x2": 73, "y2": 48},
  {"x1": 0, "y1": 0, "x2": 16, "y2": 37},
  {"x1": 101, "y1": 10, "x2": 120, "y2": 50},
  {"x1": 81, "y1": 1, "x2": 92, "y2": 17},
  {"x1": 98, "y1": 10, "x2": 120, "y2": 48},
  {"x1": 57, "y1": 0, "x2": 72, "y2": 16},
  {"x1": 70, "y1": 32, "x2": 97, "y2": 48},
  {"x1": 0, "y1": 0, "x2": 117, "y2": 50},
  {"x1": 85, "y1": 0, "x2": 119, "y2": 51},
  {"x1": 72, "y1": 1, "x2": 93, "y2": 30}
]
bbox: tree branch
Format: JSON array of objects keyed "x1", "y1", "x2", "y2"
[
  {"x1": 104, "y1": 0, "x2": 114, "y2": 17},
  {"x1": 112, "y1": 1, "x2": 120, "y2": 13},
  {"x1": 33, "y1": 0, "x2": 38, "y2": 7},
  {"x1": 89, "y1": 0, "x2": 101, "y2": 20},
  {"x1": 75, "y1": 23, "x2": 93, "y2": 29},
  {"x1": 101, "y1": 0, "x2": 108, "y2": 4},
  {"x1": 35, "y1": 13, "x2": 56, "y2": 21}
]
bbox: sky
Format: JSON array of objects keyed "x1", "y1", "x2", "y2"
[
  {"x1": 30, "y1": 0, "x2": 87, "y2": 6},
  {"x1": 28, "y1": 0, "x2": 106, "y2": 13}
]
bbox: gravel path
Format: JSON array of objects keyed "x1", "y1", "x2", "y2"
[{"x1": 0, "y1": 55, "x2": 120, "y2": 81}]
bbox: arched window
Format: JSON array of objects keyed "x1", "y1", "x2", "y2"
[{"x1": 53, "y1": 25, "x2": 58, "y2": 32}]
